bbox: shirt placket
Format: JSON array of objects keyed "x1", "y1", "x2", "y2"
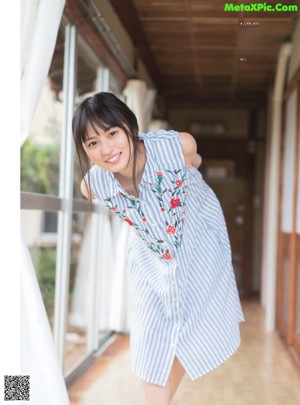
[{"x1": 168, "y1": 261, "x2": 181, "y2": 350}]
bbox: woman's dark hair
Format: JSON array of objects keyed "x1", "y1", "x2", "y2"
[{"x1": 72, "y1": 92, "x2": 140, "y2": 199}]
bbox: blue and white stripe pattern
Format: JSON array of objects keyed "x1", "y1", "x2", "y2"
[{"x1": 88, "y1": 130, "x2": 244, "y2": 386}]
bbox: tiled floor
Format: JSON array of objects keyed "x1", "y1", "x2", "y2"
[{"x1": 68, "y1": 300, "x2": 300, "y2": 404}]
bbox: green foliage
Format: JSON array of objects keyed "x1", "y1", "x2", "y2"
[
  {"x1": 21, "y1": 139, "x2": 60, "y2": 194},
  {"x1": 30, "y1": 247, "x2": 57, "y2": 321},
  {"x1": 30, "y1": 246, "x2": 78, "y2": 323}
]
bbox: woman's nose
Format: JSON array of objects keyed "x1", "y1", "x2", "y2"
[{"x1": 101, "y1": 139, "x2": 113, "y2": 156}]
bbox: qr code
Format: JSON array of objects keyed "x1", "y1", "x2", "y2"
[{"x1": 4, "y1": 375, "x2": 30, "y2": 401}]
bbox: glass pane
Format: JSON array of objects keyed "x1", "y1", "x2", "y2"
[
  {"x1": 73, "y1": 34, "x2": 101, "y2": 199},
  {"x1": 20, "y1": 23, "x2": 65, "y2": 195},
  {"x1": 21, "y1": 209, "x2": 58, "y2": 331},
  {"x1": 65, "y1": 211, "x2": 91, "y2": 372}
]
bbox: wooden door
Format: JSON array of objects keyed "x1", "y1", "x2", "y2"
[
  {"x1": 199, "y1": 139, "x2": 255, "y2": 297},
  {"x1": 277, "y1": 83, "x2": 300, "y2": 360}
]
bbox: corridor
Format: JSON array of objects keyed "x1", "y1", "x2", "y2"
[{"x1": 68, "y1": 299, "x2": 300, "y2": 404}]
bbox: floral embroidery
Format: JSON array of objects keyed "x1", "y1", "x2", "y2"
[
  {"x1": 166, "y1": 225, "x2": 176, "y2": 235},
  {"x1": 162, "y1": 251, "x2": 172, "y2": 260},
  {"x1": 104, "y1": 197, "x2": 149, "y2": 234},
  {"x1": 149, "y1": 167, "x2": 188, "y2": 252},
  {"x1": 144, "y1": 240, "x2": 172, "y2": 259},
  {"x1": 170, "y1": 197, "x2": 181, "y2": 209},
  {"x1": 125, "y1": 218, "x2": 134, "y2": 226},
  {"x1": 175, "y1": 179, "x2": 183, "y2": 187},
  {"x1": 104, "y1": 165, "x2": 188, "y2": 262}
]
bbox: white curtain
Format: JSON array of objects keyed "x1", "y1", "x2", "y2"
[
  {"x1": 70, "y1": 213, "x2": 131, "y2": 333},
  {"x1": 21, "y1": 1, "x2": 69, "y2": 404},
  {"x1": 70, "y1": 202, "x2": 131, "y2": 333},
  {"x1": 105, "y1": 215, "x2": 131, "y2": 332},
  {"x1": 123, "y1": 79, "x2": 156, "y2": 133},
  {"x1": 21, "y1": 0, "x2": 65, "y2": 145},
  {"x1": 149, "y1": 118, "x2": 171, "y2": 132}
]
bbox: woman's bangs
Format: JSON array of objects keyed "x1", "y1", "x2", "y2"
[{"x1": 82, "y1": 115, "x2": 112, "y2": 142}]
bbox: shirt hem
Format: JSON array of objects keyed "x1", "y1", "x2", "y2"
[{"x1": 130, "y1": 335, "x2": 242, "y2": 386}]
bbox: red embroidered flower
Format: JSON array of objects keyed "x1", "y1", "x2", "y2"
[
  {"x1": 111, "y1": 207, "x2": 117, "y2": 212},
  {"x1": 124, "y1": 218, "x2": 134, "y2": 226},
  {"x1": 180, "y1": 218, "x2": 185, "y2": 222},
  {"x1": 156, "y1": 171, "x2": 163, "y2": 177},
  {"x1": 170, "y1": 197, "x2": 181, "y2": 209},
  {"x1": 166, "y1": 225, "x2": 176, "y2": 235},
  {"x1": 160, "y1": 207, "x2": 166, "y2": 212},
  {"x1": 142, "y1": 217, "x2": 147, "y2": 222},
  {"x1": 162, "y1": 251, "x2": 172, "y2": 260},
  {"x1": 175, "y1": 179, "x2": 183, "y2": 187}
]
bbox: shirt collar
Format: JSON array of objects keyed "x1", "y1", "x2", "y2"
[
  {"x1": 139, "y1": 134, "x2": 156, "y2": 184},
  {"x1": 106, "y1": 171, "x2": 123, "y2": 197}
]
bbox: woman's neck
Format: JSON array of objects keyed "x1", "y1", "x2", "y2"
[{"x1": 115, "y1": 141, "x2": 147, "y2": 196}]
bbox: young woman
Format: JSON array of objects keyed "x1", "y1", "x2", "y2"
[{"x1": 72, "y1": 92, "x2": 244, "y2": 404}]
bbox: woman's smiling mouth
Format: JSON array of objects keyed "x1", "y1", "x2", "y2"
[{"x1": 105, "y1": 152, "x2": 122, "y2": 163}]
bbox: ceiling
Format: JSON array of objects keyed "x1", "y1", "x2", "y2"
[
  {"x1": 110, "y1": 0, "x2": 299, "y2": 108},
  {"x1": 61, "y1": 0, "x2": 299, "y2": 110}
]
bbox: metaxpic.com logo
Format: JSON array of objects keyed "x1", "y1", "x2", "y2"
[{"x1": 224, "y1": 2, "x2": 298, "y2": 12}]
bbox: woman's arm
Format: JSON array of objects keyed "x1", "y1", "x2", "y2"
[
  {"x1": 191, "y1": 152, "x2": 202, "y2": 169},
  {"x1": 179, "y1": 132, "x2": 202, "y2": 169},
  {"x1": 80, "y1": 178, "x2": 96, "y2": 199}
]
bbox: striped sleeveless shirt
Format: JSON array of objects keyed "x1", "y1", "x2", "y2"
[{"x1": 88, "y1": 130, "x2": 244, "y2": 386}]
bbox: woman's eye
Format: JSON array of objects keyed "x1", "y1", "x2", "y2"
[
  {"x1": 88, "y1": 141, "x2": 97, "y2": 147},
  {"x1": 109, "y1": 130, "x2": 117, "y2": 137}
]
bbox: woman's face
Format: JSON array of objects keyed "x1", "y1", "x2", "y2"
[{"x1": 82, "y1": 123, "x2": 133, "y2": 176}]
